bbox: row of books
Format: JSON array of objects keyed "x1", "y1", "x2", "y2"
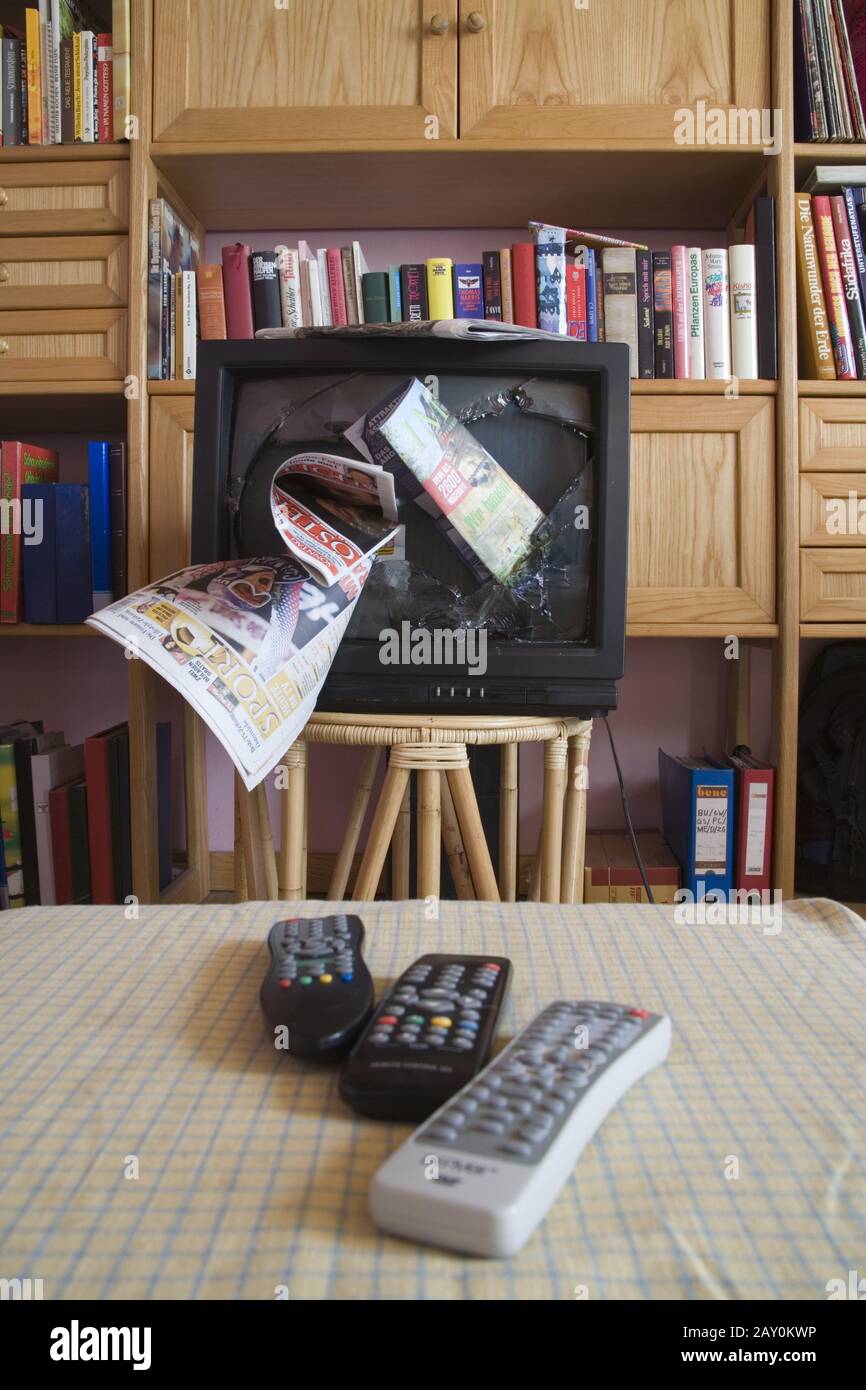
[
  {"x1": 0, "y1": 719, "x2": 171, "y2": 910},
  {"x1": 795, "y1": 177, "x2": 866, "y2": 378},
  {"x1": 0, "y1": 1, "x2": 130, "y2": 146},
  {"x1": 0, "y1": 440, "x2": 126, "y2": 625},
  {"x1": 533, "y1": 208, "x2": 777, "y2": 381},
  {"x1": 659, "y1": 748, "x2": 776, "y2": 902},
  {"x1": 795, "y1": 0, "x2": 866, "y2": 142}
]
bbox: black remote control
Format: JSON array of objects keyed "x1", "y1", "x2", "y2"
[
  {"x1": 339, "y1": 954, "x2": 512, "y2": 1120},
  {"x1": 260, "y1": 914, "x2": 374, "y2": 1061}
]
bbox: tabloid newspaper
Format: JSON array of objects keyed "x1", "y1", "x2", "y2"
[{"x1": 87, "y1": 453, "x2": 397, "y2": 790}]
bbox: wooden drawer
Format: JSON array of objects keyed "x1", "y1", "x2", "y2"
[
  {"x1": 801, "y1": 549, "x2": 866, "y2": 622},
  {"x1": 801, "y1": 473, "x2": 866, "y2": 546},
  {"x1": 0, "y1": 235, "x2": 127, "y2": 309},
  {"x1": 0, "y1": 309, "x2": 127, "y2": 381},
  {"x1": 628, "y1": 396, "x2": 775, "y2": 628},
  {"x1": 0, "y1": 161, "x2": 128, "y2": 235},
  {"x1": 799, "y1": 398, "x2": 866, "y2": 471}
]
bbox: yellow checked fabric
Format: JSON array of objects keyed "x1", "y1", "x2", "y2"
[{"x1": 0, "y1": 897, "x2": 864, "y2": 1300}]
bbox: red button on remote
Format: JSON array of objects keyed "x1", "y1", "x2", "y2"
[
  {"x1": 629, "y1": 1008, "x2": 649, "y2": 1018},
  {"x1": 379, "y1": 1015, "x2": 398, "y2": 1025},
  {"x1": 279, "y1": 980, "x2": 292, "y2": 990}
]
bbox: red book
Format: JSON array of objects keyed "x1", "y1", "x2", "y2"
[
  {"x1": 97, "y1": 34, "x2": 113, "y2": 142},
  {"x1": 327, "y1": 248, "x2": 348, "y2": 326},
  {"x1": 48, "y1": 781, "x2": 75, "y2": 905},
  {"x1": 221, "y1": 243, "x2": 254, "y2": 339},
  {"x1": 0, "y1": 442, "x2": 59, "y2": 624},
  {"x1": 512, "y1": 243, "x2": 538, "y2": 328},
  {"x1": 84, "y1": 725, "x2": 121, "y2": 904},
  {"x1": 671, "y1": 245, "x2": 690, "y2": 378},
  {"x1": 725, "y1": 751, "x2": 775, "y2": 893},
  {"x1": 566, "y1": 264, "x2": 587, "y2": 340},
  {"x1": 813, "y1": 195, "x2": 857, "y2": 379}
]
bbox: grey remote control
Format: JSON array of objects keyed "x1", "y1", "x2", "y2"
[{"x1": 370, "y1": 999, "x2": 671, "y2": 1257}]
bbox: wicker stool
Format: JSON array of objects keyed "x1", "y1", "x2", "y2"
[{"x1": 239, "y1": 714, "x2": 592, "y2": 905}]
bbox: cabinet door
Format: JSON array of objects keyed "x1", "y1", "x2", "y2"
[
  {"x1": 153, "y1": 0, "x2": 457, "y2": 142},
  {"x1": 799, "y1": 398, "x2": 866, "y2": 471},
  {"x1": 0, "y1": 235, "x2": 127, "y2": 310},
  {"x1": 0, "y1": 161, "x2": 128, "y2": 236},
  {"x1": 459, "y1": 0, "x2": 769, "y2": 141},
  {"x1": 150, "y1": 395, "x2": 196, "y2": 582},
  {"x1": 628, "y1": 397, "x2": 775, "y2": 630},
  {"x1": 0, "y1": 308, "x2": 126, "y2": 381}
]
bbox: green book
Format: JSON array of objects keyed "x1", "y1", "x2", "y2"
[
  {"x1": 69, "y1": 779, "x2": 92, "y2": 905},
  {"x1": 362, "y1": 271, "x2": 390, "y2": 325}
]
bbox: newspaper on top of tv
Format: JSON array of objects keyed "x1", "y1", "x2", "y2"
[{"x1": 87, "y1": 452, "x2": 398, "y2": 790}]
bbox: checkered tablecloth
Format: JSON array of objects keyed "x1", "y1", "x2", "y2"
[{"x1": 1, "y1": 897, "x2": 864, "y2": 1300}]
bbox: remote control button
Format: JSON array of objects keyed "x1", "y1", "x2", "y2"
[
  {"x1": 340, "y1": 973, "x2": 353, "y2": 982},
  {"x1": 379, "y1": 1015, "x2": 399, "y2": 1025},
  {"x1": 498, "y1": 1140, "x2": 533, "y2": 1158},
  {"x1": 406, "y1": 1014, "x2": 425, "y2": 1025},
  {"x1": 299, "y1": 976, "x2": 312, "y2": 985},
  {"x1": 470, "y1": 1085, "x2": 490, "y2": 1102},
  {"x1": 430, "y1": 1016, "x2": 453, "y2": 1028},
  {"x1": 484, "y1": 963, "x2": 501, "y2": 971},
  {"x1": 320, "y1": 975, "x2": 333, "y2": 984},
  {"x1": 500, "y1": 1084, "x2": 543, "y2": 1103},
  {"x1": 537, "y1": 1097, "x2": 566, "y2": 1116},
  {"x1": 279, "y1": 980, "x2": 292, "y2": 990},
  {"x1": 453, "y1": 1038, "x2": 474, "y2": 1050},
  {"x1": 518, "y1": 1123, "x2": 552, "y2": 1143},
  {"x1": 427, "y1": 1027, "x2": 448, "y2": 1037},
  {"x1": 451, "y1": 1096, "x2": 479, "y2": 1114},
  {"x1": 629, "y1": 1009, "x2": 649, "y2": 1019},
  {"x1": 460, "y1": 1009, "x2": 481, "y2": 1021},
  {"x1": 387, "y1": 1006, "x2": 406, "y2": 1017},
  {"x1": 425, "y1": 1125, "x2": 459, "y2": 1143},
  {"x1": 471, "y1": 1120, "x2": 506, "y2": 1135},
  {"x1": 428, "y1": 1036, "x2": 446, "y2": 1046}
]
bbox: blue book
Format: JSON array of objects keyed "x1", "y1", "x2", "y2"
[
  {"x1": 88, "y1": 442, "x2": 113, "y2": 610},
  {"x1": 575, "y1": 246, "x2": 598, "y2": 342},
  {"x1": 55, "y1": 485, "x2": 92, "y2": 624},
  {"x1": 658, "y1": 750, "x2": 735, "y2": 901},
  {"x1": 453, "y1": 263, "x2": 484, "y2": 319},
  {"x1": 21, "y1": 483, "x2": 57, "y2": 623},
  {"x1": 533, "y1": 224, "x2": 567, "y2": 334},
  {"x1": 387, "y1": 264, "x2": 402, "y2": 323}
]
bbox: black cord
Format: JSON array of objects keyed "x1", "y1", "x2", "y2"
[{"x1": 601, "y1": 714, "x2": 655, "y2": 905}]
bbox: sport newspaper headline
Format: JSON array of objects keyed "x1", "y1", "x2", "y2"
[{"x1": 86, "y1": 453, "x2": 398, "y2": 790}]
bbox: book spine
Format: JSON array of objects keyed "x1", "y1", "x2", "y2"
[
  {"x1": 426, "y1": 257, "x2": 454, "y2": 319},
  {"x1": 171, "y1": 271, "x2": 180, "y2": 379},
  {"x1": 251, "y1": 249, "x2": 282, "y2": 331},
  {"x1": 59, "y1": 35, "x2": 73, "y2": 142},
  {"x1": 97, "y1": 32, "x2": 112, "y2": 141},
  {"x1": 72, "y1": 30, "x2": 81, "y2": 139},
  {"x1": 362, "y1": 271, "x2": 390, "y2": 324},
  {"x1": 813, "y1": 194, "x2": 856, "y2": 378},
  {"x1": 843, "y1": 188, "x2": 866, "y2": 333},
  {"x1": 534, "y1": 227, "x2": 567, "y2": 334},
  {"x1": 636, "y1": 250, "x2": 654, "y2": 376},
  {"x1": 305, "y1": 249, "x2": 324, "y2": 327},
  {"x1": 400, "y1": 264, "x2": 428, "y2": 321},
  {"x1": 453, "y1": 263, "x2": 484, "y2": 319},
  {"x1": 1, "y1": 40, "x2": 20, "y2": 146},
  {"x1": 671, "y1": 245, "x2": 691, "y2": 378},
  {"x1": 596, "y1": 269, "x2": 605, "y2": 340},
  {"x1": 19, "y1": 37, "x2": 29, "y2": 146},
  {"x1": 55, "y1": 485, "x2": 91, "y2": 623},
  {"x1": 341, "y1": 246, "x2": 359, "y2": 324},
  {"x1": 221, "y1": 243, "x2": 254, "y2": 339},
  {"x1": 48, "y1": 785, "x2": 74, "y2": 906},
  {"x1": 48, "y1": 0, "x2": 62, "y2": 141},
  {"x1": 88, "y1": 442, "x2": 112, "y2": 609},
  {"x1": 686, "y1": 247, "x2": 706, "y2": 379},
  {"x1": 831, "y1": 194, "x2": 866, "y2": 376},
  {"x1": 387, "y1": 265, "x2": 402, "y2": 322},
  {"x1": 195, "y1": 264, "x2": 227, "y2": 340},
  {"x1": 511, "y1": 243, "x2": 537, "y2": 328},
  {"x1": 112, "y1": 0, "x2": 130, "y2": 139},
  {"x1": 1, "y1": 442, "x2": 59, "y2": 623},
  {"x1": 146, "y1": 201, "x2": 162, "y2": 378},
  {"x1": 21, "y1": 483, "x2": 57, "y2": 622},
  {"x1": 483, "y1": 250, "x2": 503, "y2": 320},
  {"x1": 753, "y1": 196, "x2": 778, "y2": 379},
  {"x1": 566, "y1": 264, "x2": 587, "y2": 339},
  {"x1": 108, "y1": 442, "x2": 127, "y2": 600},
  {"x1": 602, "y1": 247, "x2": 638, "y2": 378},
  {"x1": 702, "y1": 248, "x2": 732, "y2": 379},
  {"x1": 351, "y1": 242, "x2": 367, "y2": 325},
  {"x1": 729, "y1": 243, "x2": 759, "y2": 379},
  {"x1": 274, "y1": 246, "x2": 301, "y2": 328},
  {"x1": 180, "y1": 270, "x2": 196, "y2": 379},
  {"x1": 165, "y1": 267, "x2": 174, "y2": 380},
  {"x1": 652, "y1": 251, "x2": 674, "y2": 378},
  {"x1": 575, "y1": 248, "x2": 598, "y2": 342},
  {"x1": 499, "y1": 247, "x2": 514, "y2": 323},
  {"x1": 80, "y1": 30, "x2": 93, "y2": 142},
  {"x1": 326, "y1": 248, "x2": 347, "y2": 326},
  {"x1": 90, "y1": 32, "x2": 97, "y2": 140},
  {"x1": 316, "y1": 248, "x2": 332, "y2": 327},
  {"x1": 84, "y1": 736, "x2": 114, "y2": 904},
  {"x1": 795, "y1": 193, "x2": 835, "y2": 379},
  {"x1": 26, "y1": 7, "x2": 43, "y2": 143}
]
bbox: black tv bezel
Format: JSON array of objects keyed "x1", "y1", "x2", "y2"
[{"x1": 190, "y1": 337, "x2": 629, "y2": 718}]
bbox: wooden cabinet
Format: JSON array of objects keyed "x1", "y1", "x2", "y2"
[
  {"x1": 0, "y1": 161, "x2": 128, "y2": 236},
  {"x1": 801, "y1": 473, "x2": 866, "y2": 547},
  {"x1": 627, "y1": 397, "x2": 775, "y2": 630},
  {"x1": 0, "y1": 308, "x2": 127, "y2": 381},
  {"x1": 799, "y1": 397, "x2": 866, "y2": 471},
  {"x1": 0, "y1": 236, "x2": 127, "y2": 310},
  {"x1": 801, "y1": 549, "x2": 866, "y2": 623},
  {"x1": 149, "y1": 395, "x2": 196, "y2": 582},
  {"x1": 152, "y1": 0, "x2": 458, "y2": 142}
]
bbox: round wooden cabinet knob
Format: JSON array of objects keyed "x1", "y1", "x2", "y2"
[
  {"x1": 467, "y1": 10, "x2": 487, "y2": 31},
  {"x1": 0, "y1": 265, "x2": 8, "y2": 283},
  {"x1": 0, "y1": 189, "x2": 7, "y2": 207},
  {"x1": 0, "y1": 340, "x2": 9, "y2": 354},
  {"x1": 430, "y1": 13, "x2": 449, "y2": 35}
]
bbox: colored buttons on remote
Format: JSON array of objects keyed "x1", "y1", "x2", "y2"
[{"x1": 260, "y1": 914, "x2": 374, "y2": 1061}]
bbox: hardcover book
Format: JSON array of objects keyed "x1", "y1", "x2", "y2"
[
  {"x1": 511, "y1": 243, "x2": 537, "y2": 328},
  {"x1": 602, "y1": 248, "x2": 638, "y2": 378},
  {"x1": 400, "y1": 264, "x2": 428, "y2": 322},
  {"x1": 499, "y1": 247, "x2": 514, "y2": 323},
  {"x1": 729, "y1": 243, "x2": 759, "y2": 380},
  {"x1": 55, "y1": 484, "x2": 91, "y2": 623},
  {"x1": 702, "y1": 248, "x2": 732, "y2": 380},
  {"x1": 221, "y1": 242, "x2": 254, "y2": 340},
  {"x1": 813, "y1": 193, "x2": 857, "y2": 378},
  {"x1": 362, "y1": 271, "x2": 390, "y2": 324},
  {"x1": 652, "y1": 252, "x2": 674, "y2": 378},
  {"x1": 196, "y1": 264, "x2": 227, "y2": 340},
  {"x1": 109, "y1": 442, "x2": 127, "y2": 600},
  {"x1": 566, "y1": 263, "x2": 588, "y2": 340},
  {"x1": 795, "y1": 193, "x2": 835, "y2": 378},
  {"x1": 659, "y1": 750, "x2": 735, "y2": 902},
  {"x1": 21, "y1": 482, "x2": 57, "y2": 623},
  {"x1": 671, "y1": 245, "x2": 690, "y2": 379},
  {"x1": 636, "y1": 250, "x2": 654, "y2": 377},
  {"x1": 830, "y1": 194, "x2": 866, "y2": 375},
  {"x1": 686, "y1": 247, "x2": 706, "y2": 379},
  {"x1": 482, "y1": 250, "x2": 503, "y2": 321},
  {"x1": 533, "y1": 226, "x2": 566, "y2": 334},
  {"x1": 251, "y1": 250, "x2": 282, "y2": 331},
  {"x1": 574, "y1": 246, "x2": 597, "y2": 342},
  {"x1": 426, "y1": 258, "x2": 454, "y2": 319},
  {"x1": 1, "y1": 442, "x2": 59, "y2": 624},
  {"x1": 31, "y1": 742, "x2": 84, "y2": 904},
  {"x1": 88, "y1": 441, "x2": 112, "y2": 610},
  {"x1": 453, "y1": 263, "x2": 484, "y2": 319},
  {"x1": 326, "y1": 248, "x2": 348, "y2": 326}
]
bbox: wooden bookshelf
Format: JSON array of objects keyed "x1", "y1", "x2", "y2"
[{"x1": 0, "y1": 625, "x2": 99, "y2": 638}]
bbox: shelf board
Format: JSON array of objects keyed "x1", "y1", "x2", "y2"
[
  {"x1": 151, "y1": 142, "x2": 768, "y2": 232},
  {"x1": 151, "y1": 377, "x2": 777, "y2": 397},
  {"x1": 0, "y1": 624, "x2": 98, "y2": 638},
  {"x1": 148, "y1": 381, "x2": 195, "y2": 395},
  {"x1": 794, "y1": 142, "x2": 866, "y2": 165},
  {"x1": 800, "y1": 623, "x2": 866, "y2": 638},
  {"x1": 0, "y1": 381, "x2": 127, "y2": 432},
  {"x1": 0, "y1": 144, "x2": 129, "y2": 163},
  {"x1": 798, "y1": 379, "x2": 866, "y2": 395},
  {"x1": 627, "y1": 624, "x2": 778, "y2": 638}
]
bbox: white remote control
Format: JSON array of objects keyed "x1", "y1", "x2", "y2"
[{"x1": 370, "y1": 999, "x2": 671, "y2": 1258}]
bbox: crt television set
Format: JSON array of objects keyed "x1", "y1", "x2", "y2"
[{"x1": 190, "y1": 335, "x2": 630, "y2": 716}]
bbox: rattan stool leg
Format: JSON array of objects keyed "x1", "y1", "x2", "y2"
[
  {"x1": 279, "y1": 739, "x2": 307, "y2": 901},
  {"x1": 417, "y1": 768, "x2": 441, "y2": 899},
  {"x1": 499, "y1": 743, "x2": 519, "y2": 901},
  {"x1": 561, "y1": 721, "x2": 592, "y2": 904},
  {"x1": 256, "y1": 782, "x2": 279, "y2": 901},
  {"x1": 328, "y1": 747, "x2": 381, "y2": 900},
  {"x1": 391, "y1": 781, "x2": 411, "y2": 899},
  {"x1": 234, "y1": 779, "x2": 248, "y2": 903},
  {"x1": 447, "y1": 763, "x2": 500, "y2": 902},
  {"x1": 354, "y1": 760, "x2": 411, "y2": 901},
  {"x1": 540, "y1": 735, "x2": 568, "y2": 902},
  {"x1": 236, "y1": 774, "x2": 269, "y2": 900},
  {"x1": 441, "y1": 773, "x2": 474, "y2": 899}
]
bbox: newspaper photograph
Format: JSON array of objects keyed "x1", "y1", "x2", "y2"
[{"x1": 87, "y1": 455, "x2": 398, "y2": 790}]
